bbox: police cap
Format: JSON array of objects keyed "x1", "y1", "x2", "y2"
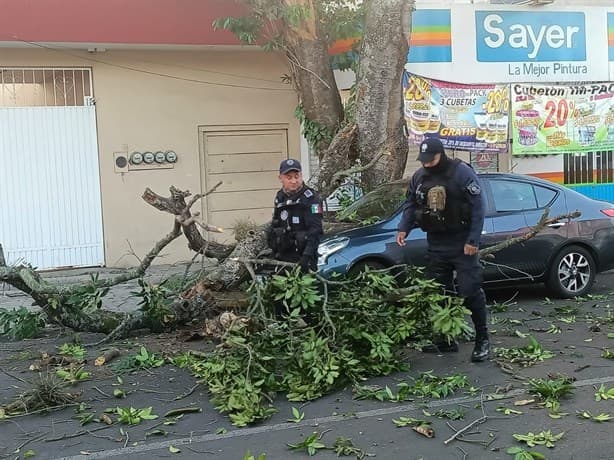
[
  {"x1": 417, "y1": 138, "x2": 445, "y2": 163},
  {"x1": 279, "y1": 158, "x2": 302, "y2": 174}
]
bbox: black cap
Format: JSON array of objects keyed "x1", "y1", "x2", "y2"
[
  {"x1": 279, "y1": 158, "x2": 302, "y2": 174},
  {"x1": 416, "y1": 138, "x2": 445, "y2": 162}
]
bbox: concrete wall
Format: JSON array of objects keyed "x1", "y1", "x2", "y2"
[{"x1": 0, "y1": 47, "x2": 299, "y2": 267}]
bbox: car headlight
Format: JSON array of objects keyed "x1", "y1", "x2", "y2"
[{"x1": 317, "y1": 237, "x2": 349, "y2": 266}]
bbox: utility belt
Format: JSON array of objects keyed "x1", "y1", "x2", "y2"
[
  {"x1": 269, "y1": 227, "x2": 307, "y2": 254},
  {"x1": 415, "y1": 208, "x2": 469, "y2": 234}
]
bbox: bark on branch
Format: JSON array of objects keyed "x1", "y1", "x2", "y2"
[
  {"x1": 479, "y1": 208, "x2": 581, "y2": 259},
  {"x1": 142, "y1": 183, "x2": 233, "y2": 259}
]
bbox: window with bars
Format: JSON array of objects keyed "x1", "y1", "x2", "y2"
[
  {"x1": 564, "y1": 151, "x2": 614, "y2": 185},
  {"x1": 0, "y1": 68, "x2": 93, "y2": 107}
]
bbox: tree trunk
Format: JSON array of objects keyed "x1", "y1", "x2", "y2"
[
  {"x1": 282, "y1": 0, "x2": 344, "y2": 154},
  {"x1": 354, "y1": 0, "x2": 412, "y2": 191}
]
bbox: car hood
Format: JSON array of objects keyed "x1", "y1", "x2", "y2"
[{"x1": 322, "y1": 220, "x2": 390, "y2": 242}]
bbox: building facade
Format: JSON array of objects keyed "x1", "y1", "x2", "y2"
[{"x1": 0, "y1": 0, "x2": 302, "y2": 269}]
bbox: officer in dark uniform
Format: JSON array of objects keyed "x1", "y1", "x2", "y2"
[
  {"x1": 267, "y1": 159, "x2": 323, "y2": 273},
  {"x1": 396, "y1": 138, "x2": 490, "y2": 362}
]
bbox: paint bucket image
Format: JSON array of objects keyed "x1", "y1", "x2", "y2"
[
  {"x1": 426, "y1": 105, "x2": 441, "y2": 133},
  {"x1": 474, "y1": 112, "x2": 488, "y2": 141},
  {"x1": 410, "y1": 109, "x2": 430, "y2": 134},
  {"x1": 516, "y1": 109, "x2": 540, "y2": 146},
  {"x1": 496, "y1": 117, "x2": 508, "y2": 143},
  {"x1": 577, "y1": 125, "x2": 596, "y2": 146},
  {"x1": 485, "y1": 116, "x2": 498, "y2": 144}
]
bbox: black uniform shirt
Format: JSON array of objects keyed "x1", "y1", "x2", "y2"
[{"x1": 271, "y1": 185, "x2": 324, "y2": 258}]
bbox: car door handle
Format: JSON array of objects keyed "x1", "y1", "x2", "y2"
[{"x1": 547, "y1": 222, "x2": 566, "y2": 228}]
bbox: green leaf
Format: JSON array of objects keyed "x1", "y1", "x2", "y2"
[
  {"x1": 169, "y1": 445, "x2": 181, "y2": 454},
  {"x1": 23, "y1": 450, "x2": 36, "y2": 458}
]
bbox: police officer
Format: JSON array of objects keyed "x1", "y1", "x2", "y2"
[
  {"x1": 396, "y1": 138, "x2": 490, "y2": 362},
  {"x1": 267, "y1": 159, "x2": 323, "y2": 273}
]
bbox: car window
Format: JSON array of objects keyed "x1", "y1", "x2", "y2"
[
  {"x1": 490, "y1": 179, "x2": 538, "y2": 212},
  {"x1": 336, "y1": 182, "x2": 407, "y2": 222},
  {"x1": 534, "y1": 184, "x2": 557, "y2": 207}
]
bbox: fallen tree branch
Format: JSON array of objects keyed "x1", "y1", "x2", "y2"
[
  {"x1": 142, "y1": 183, "x2": 233, "y2": 259},
  {"x1": 479, "y1": 209, "x2": 581, "y2": 259},
  {"x1": 0, "y1": 221, "x2": 183, "y2": 297},
  {"x1": 444, "y1": 391, "x2": 488, "y2": 445}
]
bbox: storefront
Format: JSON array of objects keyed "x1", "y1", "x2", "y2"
[{"x1": 404, "y1": 3, "x2": 614, "y2": 201}]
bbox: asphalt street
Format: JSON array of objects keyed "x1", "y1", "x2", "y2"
[{"x1": 1, "y1": 269, "x2": 614, "y2": 460}]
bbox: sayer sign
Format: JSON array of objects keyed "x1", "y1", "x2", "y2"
[{"x1": 475, "y1": 11, "x2": 586, "y2": 62}]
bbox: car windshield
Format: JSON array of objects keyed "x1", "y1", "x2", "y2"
[{"x1": 336, "y1": 181, "x2": 408, "y2": 222}]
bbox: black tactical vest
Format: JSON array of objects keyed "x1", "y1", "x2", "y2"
[
  {"x1": 414, "y1": 159, "x2": 472, "y2": 233},
  {"x1": 269, "y1": 186, "x2": 315, "y2": 255}
]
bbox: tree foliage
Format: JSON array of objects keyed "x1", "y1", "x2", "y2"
[
  {"x1": 215, "y1": 0, "x2": 412, "y2": 195},
  {"x1": 174, "y1": 266, "x2": 470, "y2": 426}
]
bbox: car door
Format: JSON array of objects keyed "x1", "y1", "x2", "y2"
[{"x1": 481, "y1": 177, "x2": 567, "y2": 281}]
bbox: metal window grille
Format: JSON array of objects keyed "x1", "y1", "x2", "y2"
[
  {"x1": 0, "y1": 68, "x2": 93, "y2": 107},
  {"x1": 563, "y1": 151, "x2": 614, "y2": 185},
  {"x1": 594, "y1": 151, "x2": 614, "y2": 184}
]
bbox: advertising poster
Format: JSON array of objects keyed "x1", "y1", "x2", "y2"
[
  {"x1": 511, "y1": 83, "x2": 614, "y2": 155},
  {"x1": 403, "y1": 72, "x2": 510, "y2": 153}
]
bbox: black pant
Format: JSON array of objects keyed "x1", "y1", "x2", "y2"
[{"x1": 426, "y1": 246, "x2": 488, "y2": 339}]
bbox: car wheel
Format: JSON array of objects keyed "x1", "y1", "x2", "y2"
[
  {"x1": 546, "y1": 245, "x2": 596, "y2": 298},
  {"x1": 348, "y1": 260, "x2": 387, "y2": 277}
]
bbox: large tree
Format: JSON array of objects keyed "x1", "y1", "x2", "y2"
[
  {"x1": 0, "y1": 1, "x2": 416, "y2": 337},
  {"x1": 216, "y1": 0, "x2": 413, "y2": 194}
]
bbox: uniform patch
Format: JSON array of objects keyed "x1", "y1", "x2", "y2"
[
  {"x1": 304, "y1": 189, "x2": 313, "y2": 198},
  {"x1": 467, "y1": 181, "x2": 481, "y2": 196},
  {"x1": 311, "y1": 204, "x2": 322, "y2": 214},
  {"x1": 280, "y1": 210, "x2": 289, "y2": 221}
]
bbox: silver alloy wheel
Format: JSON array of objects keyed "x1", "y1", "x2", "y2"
[{"x1": 557, "y1": 251, "x2": 591, "y2": 293}]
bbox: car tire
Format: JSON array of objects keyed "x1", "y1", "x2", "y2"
[
  {"x1": 546, "y1": 245, "x2": 596, "y2": 298},
  {"x1": 348, "y1": 260, "x2": 387, "y2": 277}
]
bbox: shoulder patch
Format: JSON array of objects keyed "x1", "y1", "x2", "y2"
[
  {"x1": 310, "y1": 203, "x2": 323, "y2": 214},
  {"x1": 466, "y1": 181, "x2": 481, "y2": 196},
  {"x1": 304, "y1": 189, "x2": 313, "y2": 198}
]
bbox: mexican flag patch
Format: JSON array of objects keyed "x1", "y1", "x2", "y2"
[{"x1": 311, "y1": 204, "x2": 322, "y2": 214}]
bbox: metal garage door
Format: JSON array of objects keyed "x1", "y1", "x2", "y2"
[
  {"x1": 0, "y1": 68, "x2": 104, "y2": 269},
  {"x1": 201, "y1": 125, "x2": 288, "y2": 241}
]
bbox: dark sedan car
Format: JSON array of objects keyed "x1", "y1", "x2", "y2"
[{"x1": 317, "y1": 173, "x2": 614, "y2": 298}]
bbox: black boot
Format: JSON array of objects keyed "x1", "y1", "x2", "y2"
[
  {"x1": 422, "y1": 340, "x2": 459, "y2": 353},
  {"x1": 471, "y1": 335, "x2": 490, "y2": 362}
]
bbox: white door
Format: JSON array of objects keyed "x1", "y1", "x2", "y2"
[{"x1": 0, "y1": 105, "x2": 104, "y2": 269}]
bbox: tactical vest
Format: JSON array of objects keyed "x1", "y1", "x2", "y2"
[
  {"x1": 414, "y1": 159, "x2": 472, "y2": 233},
  {"x1": 269, "y1": 187, "x2": 314, "y2": 255}
]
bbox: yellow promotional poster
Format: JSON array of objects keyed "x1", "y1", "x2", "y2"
[
  {"x1": 403, "y1": 72, "x2": 510, "y2": 153},
  {"x1": 511, "y1": 83, "x2": 614, "y2": 155}
]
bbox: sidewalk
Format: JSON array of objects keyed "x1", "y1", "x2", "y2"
[{"x1": 0, "y1": 262, "x2": 211, "y2": 313}]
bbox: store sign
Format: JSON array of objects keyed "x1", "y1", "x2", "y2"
[
  {"x1": 476, "y1": 11, "x2": 586, "y2": 62},
  {"x1": 403, "y1": 72, "x2": 509, "y2": 153},
  {"x1": 511, "y1": 83, "x2": 614, "y2": 155},
  {"x1": 405, "y1": 6, "x2": 611, "y2": 84}
]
